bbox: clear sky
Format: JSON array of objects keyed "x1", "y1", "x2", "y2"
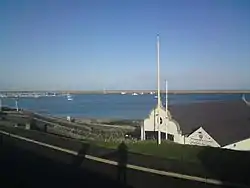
[{"x1": 0, "y1": 0, "x2": 250, "y2": 91}]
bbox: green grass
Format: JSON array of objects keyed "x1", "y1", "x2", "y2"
[
  {"x1": 92, "y1": 140, "x2": 205, "y2": 163},
  {"x1": 91, "y1": 139, "x2": 250, "y2": 174},
  {"x1": 105, "y1": 120, "x2": 140, "y2": 126}
]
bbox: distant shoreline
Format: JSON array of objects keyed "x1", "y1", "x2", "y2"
[{"x1": 1, "y1": 90, "x2": 250, "y2": 94}]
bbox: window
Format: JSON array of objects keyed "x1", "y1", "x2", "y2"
[
  {"x1": 167, "y1": 134, "x2": 174, "y2": 141},
  {"x1": 160, "y1": 117, "x2": 163, "y2": 124},
  {"x1": 161, "y1": 132, "x2": 166, "y2": 139}
]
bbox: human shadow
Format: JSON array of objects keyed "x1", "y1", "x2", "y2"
[
  {"x1": 0, "y1": 138, "x2": 132, "y2": 188},
  {"x1": 117, "y1": 142, "x2": 128, "y2": 184},
  {"x1": 72, "y1": 143, "x2": 90, "y2": 168},
  {"x1": 98, "y1": 142, "x2": 129, "y2": 184}
]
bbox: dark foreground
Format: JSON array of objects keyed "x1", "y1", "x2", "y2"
[
  {"x1": 0, "y1": 133, "x2": 235, "y2": 188},
  {"x1": 0, "y1": 136, "x2": 131, "y2": 188}
]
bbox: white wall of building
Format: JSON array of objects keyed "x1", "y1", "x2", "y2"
[
  {"x1": 167, "y1": 120, "x2": 183, "y2": 144},
  {"x1": 223, "y1": 138, "x2": 250, "y2": 151},
  {"x1": 185, "y1": 127, "x2": 220, "y2": 147},
  {"x1": 144, "y1": 106, "x2": 167, "y2": 132},
  {"x1": 142, "y1": 105, "x2": 250, "y2": 151},
  {"x1": 142, "y1": 108, "x2": 221, "y2": 147},
  {"x1": 142, "y1": 105, "x2": 183, "y2": 143}
]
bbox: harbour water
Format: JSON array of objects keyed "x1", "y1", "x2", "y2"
[{"x1": 0, "y1": 93, "x2": 249, "y2": 119}]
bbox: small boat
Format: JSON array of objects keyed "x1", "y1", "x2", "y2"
[
  {"x1": 132, "y1": 93, "x2": 138, "y2": 96},
  {"x1": 67, "y1": 94, "x2": 73, "y2": 101},
  {"x1": 121, "y1": 92, "x2": 126, "y2": 95},
  {"x1": 0, "y1": 94, "x2": 7, "y2": 98},
  {"x1": 67, "y1": 96, "x2": 73, "y2": 101},
  {"x1": 34, "y1": 94, "x2": 40, "y2": 98}
]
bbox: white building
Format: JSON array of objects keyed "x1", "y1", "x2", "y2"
[
  {"x1": 142, "y1": 104, "x2": 184, "y2": 144},
  {"x1": 141, "y1": 104, "x2": 221, "y2": 148},
  {"x1": 140, "y1": 100, "x2": 250, "y2": 151},
  {"x1": 140, "y1": 35, "x2": 250, "y2": 150},
  {"x1": 184, "y1": 127, "x2": 220, "y2": 147},
  {"x1": 223, "y1": 138, "x2": 250, "y2": 151},
  {"x1": 141, "y1": 35, "x2": 220, "y2": 148}
]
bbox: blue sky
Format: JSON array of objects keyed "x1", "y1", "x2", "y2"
[{"x1": 0, "y1": 0, "x2": 250, "y2": 91}]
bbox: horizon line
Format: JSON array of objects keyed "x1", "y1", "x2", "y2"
[{"x1": 1, "y1": 89, "x2": 250, "y2": 94}]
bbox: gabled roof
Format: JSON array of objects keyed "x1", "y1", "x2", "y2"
[
  {"x1": 169, "y1": 101, "x2": 250, "y2": 146},
  {"x1": 184, "y1": 126, "x2": 201, "y2": 137},
  {"x1": 144, "y1": 104, "x2": 181, "y2": 134},
  {"x1": 146, "y1": 103, "x2": 172, "y2": 119},
  {"x1": 186, "y1": 126, "x2": 221, "y2": 147}
]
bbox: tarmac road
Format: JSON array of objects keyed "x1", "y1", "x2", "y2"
[{"x1": 0, "y1": 127, "x2": 241, "y2": 188}]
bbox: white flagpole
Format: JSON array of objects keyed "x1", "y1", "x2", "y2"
[
  {"x1": 165, "y1": 79, "x2": 168, "y2": 140},
  {"x1": 165, "y1": 80, "x2": 168, "y2": 112},
  {"x1": 157, "y1": 34, "x2": 161, "y2": 145}
]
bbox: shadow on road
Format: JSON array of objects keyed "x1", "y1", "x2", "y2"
[
  {"x1": 0, "y1": 136, "x2": 132, "y2": 188},
  {"x1": 99, "y1": 141, "x2": 129, "y2": 185},
  {"x1": 72, "y1": 143, "x2": 90, "y2": 168},
  {"x1": 117, "y1": 142, "x2": 128, "y2": 184}
]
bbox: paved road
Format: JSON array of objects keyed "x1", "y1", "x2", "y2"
[
  {"x1": 2, "y1": 112, "x2": 249, "y2": 186},
  {"x1": 1, "y1": 125, "x2": 249, "y2": 186},
  {"x1": 1, "y1": 135, "x2": 229, "y2": 188},
  {"x1": 1, "y1": 128, "x2": 242, "y2": 188},
  {"x1": 1, "y1": 137, "x2": 132, "y2": 188}
]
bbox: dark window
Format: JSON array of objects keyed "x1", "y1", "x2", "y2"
[
  {"x1": 167, "y1": 134, "x2": 174, "y2": 141},
  {"x1": 161, "y1": 132, "x2": 166, "y2": 139},
  {"x1": 145, "y1": 131, "x2": 158, "y2": 140},
  {"x1": 160, "y1": 117, "x2": 163, "y2": 124}
]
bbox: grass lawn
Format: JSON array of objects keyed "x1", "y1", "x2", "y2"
[
  {"x1": 91, "y1": 140, "x2": 205, "y2": 163},
  {"x1": 90, "y1": 139, "x2": 250, "y2": 167}
]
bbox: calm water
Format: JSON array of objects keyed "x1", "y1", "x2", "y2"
[{"x1": 1, "y1": 93, "x2": 249, "y2": 119}]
